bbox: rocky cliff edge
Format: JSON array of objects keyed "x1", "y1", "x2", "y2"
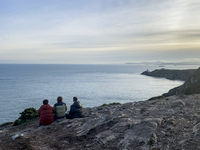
[
  {"x1": 163, "y1": 67, "x2": 200, "y2": 96},
  {"x1": 141, "y1": 69, "x2": 196, "y2": 81},
  {"x1": 1, "y1": 94, "x2": 200, "y2": 150}
]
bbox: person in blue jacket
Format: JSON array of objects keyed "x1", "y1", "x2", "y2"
[{"x1": 66, "y1": 97, "x2": 84, "y2": 119}]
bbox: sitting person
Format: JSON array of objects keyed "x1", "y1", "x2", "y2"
[
  {"x1": 38, "y1": 99, "x2": 54, "y2": 126},
  {"x1": 66, "y1": 97, "x2": 84, "y2": 119},
  {"x1": 53, "y1": 96, "x2": 67, "y2": 120}
]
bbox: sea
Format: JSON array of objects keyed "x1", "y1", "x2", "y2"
[{"x1": 0, "y1": 64, "x2": 199, "y2": 124}]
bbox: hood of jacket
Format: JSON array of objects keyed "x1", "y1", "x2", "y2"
[
  {"x1": 41, "y1": 104, "x2": 52, "y2": 110},
  {"x1": 72, "y1": 101, "x2": 82, "y2": 108}
]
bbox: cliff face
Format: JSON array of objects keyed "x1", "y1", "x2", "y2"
[
  {"x1": 1, "y1": 94, "x2": 200, "y2": 150},
  {"x1": 163, "y1": 67, "x2": 200, "y2": 96},
  {"x1": 141, "y1": 67, "x2": 200, "y2": 97},
  {"x1": 141, "y1": 69, "x2": 196, "y2": 81}
]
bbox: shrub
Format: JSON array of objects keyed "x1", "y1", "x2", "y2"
[
  {"x1": 100, "y1": 102, "x2": 120, "y2": 107},
  {"x1": 13, "y1": 108, "x2": 39, "y2": 126}
]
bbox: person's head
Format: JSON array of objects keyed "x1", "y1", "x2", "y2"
[
  {"x1": 73, "y1": 97, "x2": 78, "y2": 102},
  {"x1": 43, "y1": 99, "x2": 48, "y2": 105},
  {"x1": 57, "y1": 96, "x2": 63, "y2": 101}
]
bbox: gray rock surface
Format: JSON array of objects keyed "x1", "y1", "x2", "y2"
[{"x1": 1, "y1": 94, "x2": 200, "y2": 149}]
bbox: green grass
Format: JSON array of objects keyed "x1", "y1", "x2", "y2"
[
  {"x1": 100, "y1": 102, "x2": 120, "y2": 107},
  {"x1": 147, "y1": 138, "x2": 153, "y2": 145}
]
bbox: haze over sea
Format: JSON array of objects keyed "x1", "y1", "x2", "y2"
[{"x1": 0, "y1": 64, "x2": 198, "y2": 124}]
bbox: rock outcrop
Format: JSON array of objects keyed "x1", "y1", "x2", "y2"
[
  {"x1": 1, "y1": 94, "x2": 200, "y2": 149},
  {"x1": 141, "y1": 69, "x2": 196, "y2": 81},
  {"x1": 163, "y1": 67, "x2": 200, "y2": 96}
]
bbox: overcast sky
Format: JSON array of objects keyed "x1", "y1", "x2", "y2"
[{"x1": 0, "y1": 0, "x2": 200, "y2": 64}]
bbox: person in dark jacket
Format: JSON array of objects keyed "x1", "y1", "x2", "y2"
[
  {"x1": 38, "y1": 99, "x2": 54, "y2": 126},
  {"x1": 53, "y1": 96, "x2": 67, "y2": 120},
  {"x1": 66, "y1": 97, "x2": 84, "y2": 119}
]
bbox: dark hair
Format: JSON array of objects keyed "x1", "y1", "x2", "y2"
[
  {"x1": 43, "y1": 99, "x2": 48, "y2": 105},
  {"x1": 73, "y1": 97, "x2": 78, "y2": 101},
  {"x1": 57, "y1": 96, "x2": 63, "y2": 101}
]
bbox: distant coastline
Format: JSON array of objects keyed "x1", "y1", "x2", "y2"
[{"x1": 125, "y1": 61, "x2": 200, "y2": 66}]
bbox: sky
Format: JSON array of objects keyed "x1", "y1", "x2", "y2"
[{"x1": 0, "y1": 0, "x2": 200, "y2": 64}]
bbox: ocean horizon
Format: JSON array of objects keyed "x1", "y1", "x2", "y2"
[{"x1": 0, "y1": 64, "x2": 198, "y2": 124}]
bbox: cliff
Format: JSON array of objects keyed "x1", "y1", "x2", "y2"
[
  {"x1": 163, "y1": 67, "x2": 200, "y2": 96},
  {"x1": 141, "y1": 69, "x2": 196, "y2": 81},
  {"x1": 1, "y1": 94, "x2": 200, "y2": 150},
  {"x1": 141, "y1": 67, "x2": 200, "y2": 97}
]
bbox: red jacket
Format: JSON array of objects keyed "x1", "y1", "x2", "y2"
[{"x1": 38, "y1": 104, "x2": 54, "y2": 125}]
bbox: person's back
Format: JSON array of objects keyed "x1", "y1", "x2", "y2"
[
  {"x1": 38, "y1": 99, "x2": 54, "y2": 125},
  {"x1": 53, "y1": 96, "x2": 67, "y2": 120},
  {"x1": 69, "y1": 97, "x2": 83, "y2": 118}
]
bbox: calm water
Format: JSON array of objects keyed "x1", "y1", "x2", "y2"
[{"x1": 0, "y1": 64, "x2": 197, "y2": 124}]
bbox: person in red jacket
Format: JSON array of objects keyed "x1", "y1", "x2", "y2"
[{"x1": 38, "y1": 99, "x2": 54, "y2": 126}]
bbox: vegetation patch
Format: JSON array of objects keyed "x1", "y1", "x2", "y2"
[
  {"x1": 148, "y1": 95, "x2": 165, "y2": 101},
  {"x1": 147, "y1": 138, "x2": 153, "y2": 145},
  {"x1": 100, "y1": 102, "x2": 120, "y2": 107},
  {"x1": 13, "y1": 108, "x2": 39, "y2": 126}
]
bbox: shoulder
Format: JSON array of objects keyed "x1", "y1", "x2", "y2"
[
  {"x1": 40, "y1": 105, "x2": 45, "y2": 109},
  {"x1": 47, "y1": 104, "x2": 53, "y2": 108},
  {"x1": 78, "y1": 101, "x2": 82, "y2": 106},
  {"x1": 72, "y1": 101, "x2": 82, "y2": 108},
  {"x1": 54, "y1": 102, "x2": 66, "y2": 108},
  {"x1": 38, "y1": 106, "x2": 43, "y2": 111},
  {"x1": 77, "y1": 101, "x2": 82, "y2": 106},
  {"x1": 61, "y1": 102, "x2": 67, "y2": 106}
]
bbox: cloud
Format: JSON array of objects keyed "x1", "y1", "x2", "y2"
[{"x1": 0, "y1": 0, "x2": 200, "y2": 63}]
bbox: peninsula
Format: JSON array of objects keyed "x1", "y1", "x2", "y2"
[
  {"x1": 142, "y1": 67, "x2": 200, "y2": 97},
  {"x1": 141, "y1": 68, "x2": 196, "y2": 81}
]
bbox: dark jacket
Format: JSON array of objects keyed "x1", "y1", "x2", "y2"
[
  {"x1": 69, "y1": 101, "x2": 83, "y2": 118},
  {"x1": 53, "y1": 100, "x2": 67, "y2": 118},
  {"x1": 38, "y1": 104, "x2": 54, "y2": 125}
]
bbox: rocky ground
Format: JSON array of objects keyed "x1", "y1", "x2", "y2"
[{"x1": 1, "y1": 94, "x2": 200, "y2": 150}]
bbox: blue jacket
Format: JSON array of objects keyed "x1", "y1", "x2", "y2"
[{"x1": 69, "y1": 101, "x2": 83, "y2": 118}]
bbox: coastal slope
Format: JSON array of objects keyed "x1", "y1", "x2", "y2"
[
  {"x1": 141, "y1": 69, "x2": 196, "y2": 81},
  {"x1": 141, "y1": 67, "x2": 200, "y2": 97},
  {"x1": 1, "y1": 94, "x2": 200, "y2": 149},
  {"x1": 163, "y1": 67, "x2": 200, "y2": 96}
]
